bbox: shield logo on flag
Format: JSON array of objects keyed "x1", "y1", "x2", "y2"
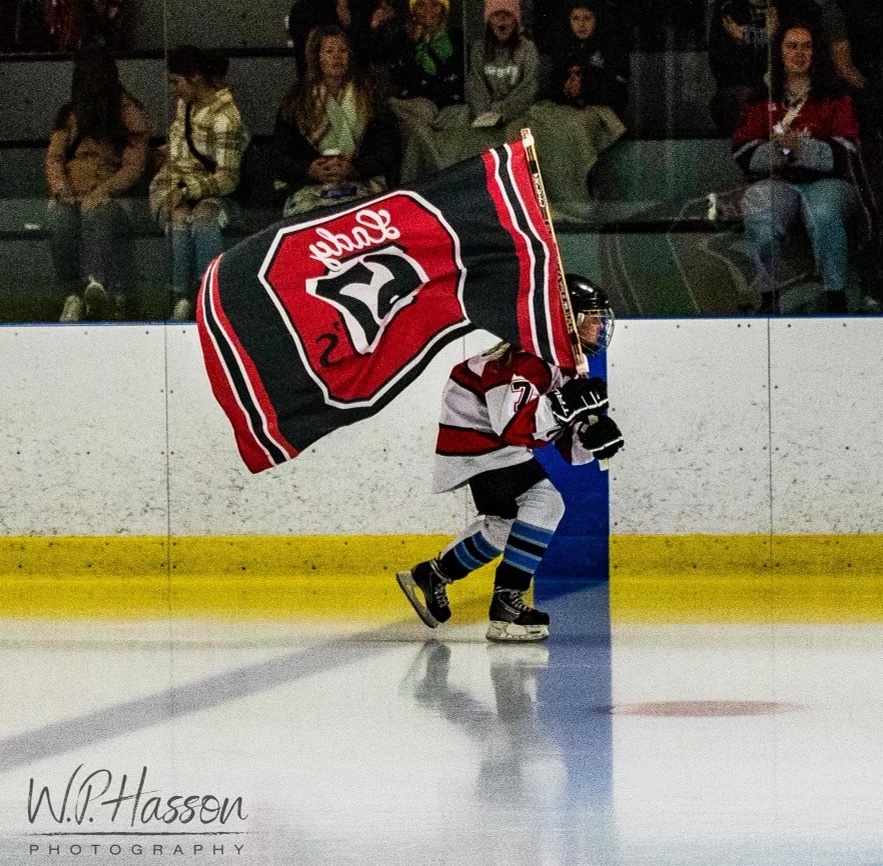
[
  {"x1": 305, "y1": 244, "x2": 428, "y2": 355},
  {"x1": 259, "y1": 193, "x2": 470, "y2": 408}
]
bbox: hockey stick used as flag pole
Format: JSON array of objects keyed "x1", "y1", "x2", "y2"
[
  {"x1": 521, "y1": 128, "x2": 610, "y2": 470},
  {"x1": 520, "y1": 127, "x2": 588, "y2": 377}
]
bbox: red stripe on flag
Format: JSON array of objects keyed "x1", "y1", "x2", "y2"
[
  {"x1": 481, "y1": 142, "x2": 576, "y2": 370},
  {"x1": 196, "y1": 258, "x2": 299, "y2": 473},
  {"x1": 504, "y1": 144, "x2": 576, "y2": 371},
  {"x1": 481, "y1": 146, "x2": 537, "y2": 357}
]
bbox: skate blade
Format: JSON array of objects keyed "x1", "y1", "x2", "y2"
[
  {"x1": 396, "y1": 571, "x2": 440, "y2": 629},
  {"x1": 485, "y1": 621, "x2": 549, "y2": 642}
]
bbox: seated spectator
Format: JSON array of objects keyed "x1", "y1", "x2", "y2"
[
  {"x1": 543, "y1": 0, "x2": 628, "y2": 113},
  {"x1": 270, "y1": 25, "x2": 401, "y2": 216},
  {"x1": 380, "y1": 0, "x2": 465, "y2": 182},
  {"x1": 464, "y1": 0, "x2": 539, "y2": 132},
  {"x1": 772, "y1": 1, "x2": 879, "y2": 251},
  {"x1": 426, "y1": 0, "x2": 540, "y2": 174},
  {"x1": 149, "y1": 46, "x2": 249, "y2": 322},
  {"x1": 287, "y1": 0, "x2": 400, "y2": 77},
  {"x1": 771, "y1": 0, "x2": 866, "y2": 89},
  {"x1": 708, "y1": 0, "x2": 774, "y2": 136},
  {"x1": 46, "y1": 44, "x2": 148, "y2": 323},
  {"x1": 733, "y1": 20, "x2": 862, "y2": 313},
  {"x1": 526, "y1": 0, "x2": 628, "y2": 218},
  {"x1": 380, "y1": 0, "x2": 464, "y2": 105}
]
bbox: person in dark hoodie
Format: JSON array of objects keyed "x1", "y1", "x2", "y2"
[
  {"x1": 707, "y1": 0, "x2": 774, "y2": 135},
  {"x1": 526, "y1": 0, "x2": 628, "y2": 218},
  {"x1": 544, "y1": 0, "x2": 629, "y2": 116}
]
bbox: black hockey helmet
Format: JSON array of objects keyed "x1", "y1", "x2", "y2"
[{"x1": 566, "y1": 273, "x2": 614, "y2": 356}]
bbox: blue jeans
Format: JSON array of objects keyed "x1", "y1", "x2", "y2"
[
  {"x1": 742, "y1": 177, "x2": 859, "y2": 294},
  {"x1": 169, "y1": 222, "x2": 222, "y2": 299},
  {"x1": 165, "y1": 198, "x2": 234, "y2": 299},
  {"x1": 47, "y1": 198, "x2": 135, "y2": 297}
]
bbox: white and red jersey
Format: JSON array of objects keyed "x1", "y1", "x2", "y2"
[{"x1": 433, "y1": 347, "x2": 596, "y2": 493}]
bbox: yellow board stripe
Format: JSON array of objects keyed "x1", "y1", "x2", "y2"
[
  {"x1": 1, "y1": 535, "x2": 454, "y2": 577},
  {"x1": 611, "y1": 534, "x2": 883, "y2": 623},
  {"x1": 2, "y1": 534, "x2": 883, "y2": 621},
  {"x1": 610, "y1": 534, "x2": 883, "y2": 576},
  {"x1": 0, "y1": 535, "x2": 496, "y2": 621}
]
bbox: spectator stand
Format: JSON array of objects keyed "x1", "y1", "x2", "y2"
[
  {"x1": 0, "y1": 38, "x2": 879, "y2": 322},
  {"x1": 0, "y1": 48, "x2": 293, "y2": 322}
]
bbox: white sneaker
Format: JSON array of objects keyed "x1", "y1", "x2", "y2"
[
  {"x1": 59, "y1": 294, "x2": 85, "y2": 322},
  {"x1": 83, "y1": 277, "x2": 109, "y2": 317},
  {"x1": 171, "y1": 298, "x2": 193, "y2": 322}
]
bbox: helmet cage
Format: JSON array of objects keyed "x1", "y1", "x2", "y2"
[
  {"x1": 565, "y1": 274, "x2": 615, "y2": 356},
  {"x1": 574, "y1": 308, "x2": 614, "y2": 356}
]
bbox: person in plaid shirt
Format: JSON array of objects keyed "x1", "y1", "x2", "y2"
[{"x1": 149, "y1": 45, "x2": 249, "y2": 321}]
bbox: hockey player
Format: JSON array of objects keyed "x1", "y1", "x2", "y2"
[{"x1": 396, "y1": 274, "x2": 623, "y2": 642}]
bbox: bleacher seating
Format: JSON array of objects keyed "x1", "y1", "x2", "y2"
[
  {"x1": 0, "y1": 52, "x2": 296, "y2": 321},
  {"x1": 0, "y1": 47, "x2": 842, "y2": 322}
]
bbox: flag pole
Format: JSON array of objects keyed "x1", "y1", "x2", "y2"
[
  {"x1": 521, "y1": 129, "x2": 610, "y2": 470},
  {"x1": 520, "y1": 128, "x2": 589, "y2": 376}
]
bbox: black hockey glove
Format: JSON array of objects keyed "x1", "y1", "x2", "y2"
[
  {"x1": 548, "y1": 377, "x2": 608, "y2": 425},
  {"x1": 578, "y1": 415, "x2": 624, "y2": 461}
]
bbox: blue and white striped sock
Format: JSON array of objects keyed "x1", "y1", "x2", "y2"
[
  {"x1": 494, "y1": 520, "x2": 556, "y2": 592},
  {"x1": 439, "y1": 530, "x2": 503, "y2": 579}
]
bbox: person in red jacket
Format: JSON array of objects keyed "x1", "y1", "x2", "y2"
[
  {"x1": 732, "y1": 19, "x2": 862, "y2": 314},
  {"x1": 396, "y1": 275, "x2": 624, "y2": 643}
]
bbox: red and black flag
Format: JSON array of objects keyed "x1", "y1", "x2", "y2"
[{"x1": 197, "y1": 138, "x2": 575, "y2": 473}]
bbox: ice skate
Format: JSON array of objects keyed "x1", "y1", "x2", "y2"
[
  {"x1": 396, "y1": 559, "x2": 452, "y2": 628},
  {"x1": 486, "y1": 588, "x2": 549, "y2": 642}
]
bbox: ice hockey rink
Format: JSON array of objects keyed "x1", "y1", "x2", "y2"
[
  {"x1": 4, "y1": 318, "x2": 883, "y2": 865},
  {"x1": 3, "y1": 573, "x2": 883, "y2": 866}
]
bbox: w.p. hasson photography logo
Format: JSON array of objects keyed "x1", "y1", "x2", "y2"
[{"x1": 22, "y1": 765, "x2": 248, "y2": 858}]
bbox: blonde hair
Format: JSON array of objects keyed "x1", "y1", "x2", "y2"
[
  {"x1": 280, "y1": 25, "x2": 374, "y2": 143},
  {"x1": 482, "y1": 341, "x2": 515, "y2": 363}
]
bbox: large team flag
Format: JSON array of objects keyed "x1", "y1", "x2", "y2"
[{"x1": 197, "y1": 137, "x2": 577, "y2": 473}]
